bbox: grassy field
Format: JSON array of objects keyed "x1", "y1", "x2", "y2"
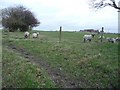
[
  {"x1": 0, "y1": 30, "x2": 2, "y2": 89},
  {"x1": 2, "y1": 30, "x2": 119, "y2": 88}
]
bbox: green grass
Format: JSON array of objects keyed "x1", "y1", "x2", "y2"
[
  {"x1": 2, "y1": 30, "x2": 119, "y2": 88},
  {"x1": 2, "y1": 46, "x2": 56, "y2": 88},
  {"x1": 0, "y1": 30, "x2": 2, "y2": 89},
  {"x1": 2, "y1": 31, "x2": 56, "y2": 88}
]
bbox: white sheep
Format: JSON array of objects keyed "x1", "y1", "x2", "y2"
[
  {"x1": 83, "y1": 35, "x2": 92, "y2": 42},
  {"x1": 24, "y1": 31, "x2": 30, "y2": 38},
  {"x1": 32, "y1": 32, "x2": 39, "y2": 38},
  {"x1": 111, "y1": 38, "x2": 116, "y2": 43},
  {"x1": 116, "y1": 37, "x2": 120, "y2": 42},
  {"x1": 106, "y1": 37, "x2": 116, "y2": 43}
]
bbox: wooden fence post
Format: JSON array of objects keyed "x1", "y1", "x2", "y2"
[
  {"x1": 101, "y1": 27, "x2": 104, "y2": 42},
  {"x1": 59, "y1": 26, "x2": 62, "y2": 42}
]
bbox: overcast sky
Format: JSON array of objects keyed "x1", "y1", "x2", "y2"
[{"x1": 0, "y1": 0, "x2": 119, "y2": 33}]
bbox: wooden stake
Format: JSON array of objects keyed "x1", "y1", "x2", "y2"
[
  {"x1": 59, "y1": 26, "x2": 62, "y2": 42},
  {"x1": 101, "y1": 27, "x2": 104, "y2": 42}
]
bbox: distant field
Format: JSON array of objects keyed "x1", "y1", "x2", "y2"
[{"x1": 2, "y1": 30, "x2": 119, "y2": 88}]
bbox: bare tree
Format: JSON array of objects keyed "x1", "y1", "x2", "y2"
[{"x1": 89, "y1": 0, "x2": 120, "y2": 10}]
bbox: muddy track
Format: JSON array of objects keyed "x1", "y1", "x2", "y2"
[{"x1": 5, "y1": 42, "x2": 82, "y2": 88}]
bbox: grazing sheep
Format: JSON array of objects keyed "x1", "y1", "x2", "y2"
[
  {"x1": 32, "y1": 32, "x2": 39, "y2": 38},
  {"x1": 111, "y1": 38, "x2": 116, "y2": 43},
  {"x1": 24, "y1": 31, "x2": 30, "y2": 38},
  {"x1": 116, "y1": 37, "x2": 120, "y2": 42},
  {"x1": 83, "y1": 35, "x2": 92, "y2": 42},
  {"x1": 106, "y1": 37, "x2": 116, "y2": 43}
]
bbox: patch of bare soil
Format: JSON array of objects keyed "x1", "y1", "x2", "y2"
[{"x1": 5, "y1": 42, "x2": 82, "y2": 88}]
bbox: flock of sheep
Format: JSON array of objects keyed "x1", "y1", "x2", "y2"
[
  {"x1": 24, "y1": 31, "x2": 119, "y2": 43},
  {"x1": 83, "y1": 34, "x2": 120, "y2": 43},
  {"x1": 24, "y1": 31, "x2": 39, "y2": 38}
]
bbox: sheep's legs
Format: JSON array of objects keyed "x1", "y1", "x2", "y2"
[{"x1": 83, "y1": 38, "x2": 86, "y2": 43}]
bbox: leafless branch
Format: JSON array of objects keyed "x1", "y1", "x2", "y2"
[{"x1": 89, "y1": 0, "x2": 120, "y2": 10}]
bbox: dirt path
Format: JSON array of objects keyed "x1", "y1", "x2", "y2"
[{"x1": 6, "y1": 42, "x2": 81, "y2": 88}]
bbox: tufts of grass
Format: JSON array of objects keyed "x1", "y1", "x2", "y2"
[{"x1": 2, "y1": 46, "x2": 56, "y2": 88}]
